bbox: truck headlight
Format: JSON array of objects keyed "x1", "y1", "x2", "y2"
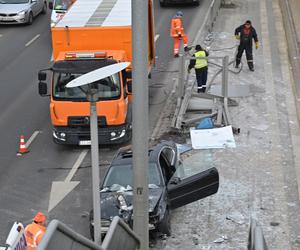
[{"x1": 110, "y1": 130, "x2": 126, "y2": 141}]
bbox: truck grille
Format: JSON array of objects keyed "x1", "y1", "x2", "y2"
[{"x1": 68, "y1": 116, "x2": 107, "y2": 127}]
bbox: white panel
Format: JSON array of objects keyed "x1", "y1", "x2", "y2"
[
  {"x1": 102, "y1": 0, "x2": 131, "y2": 26},
  {"x1": 56, "y1": 0, "x2": 104, "y2": 27}
]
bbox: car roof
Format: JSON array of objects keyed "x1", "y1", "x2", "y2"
[{"x1": 111, "y1": 141, "x2": 173, "y2": 166}]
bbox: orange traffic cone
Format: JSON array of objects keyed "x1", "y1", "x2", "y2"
[{"x1": 17, "y1": 135, "x2": 29, "y2": 155}]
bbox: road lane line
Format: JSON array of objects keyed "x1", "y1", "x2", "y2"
[
  {"x1": 155, "y1": 34, "x2": 160, "y2": 42},
  {"x1": 25, "y1": 131, "x2": 40, "y2": 148},
  {"x1": 25, "y1": 34, "x2": 40, "y2": 47},
  {"x1": 65, "y1": 150, "x2": 89, "y2": 182}
]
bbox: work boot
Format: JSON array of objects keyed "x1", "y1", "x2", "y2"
[
  {"x1": 235, "y1": 58, "x2": 241, "y2": 68},
  {"x1": 184, "y1": 46, "x2": 191, "y2": 52},
  {"x1": 248, "y1": 62, "x2": 254, "y2": 71}
]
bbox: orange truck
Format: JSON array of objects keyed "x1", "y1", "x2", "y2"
[{"x1": 38, "y1": 0, "x2": 155, "y2": 145}]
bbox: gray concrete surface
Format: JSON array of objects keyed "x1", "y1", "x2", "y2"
[{"x1": 151, "y1": 0, "x2": 300, "y2": 249}]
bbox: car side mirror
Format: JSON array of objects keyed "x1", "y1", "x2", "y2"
[
  {"x1": 48, "y1": 1, "x2": 53, "y2": 9},
  {"x1": 126, "y1": 80, "x2": 132, "y2": 94},
  {"x1": 38, "y1": 71, "x2": 47, "y2": 81},
  {"x1": 169, "y1": 177, "x2": 181, "y2": 185},
  {"x1": 38, "y1": 82, "x2": 48, "y2": 96}
]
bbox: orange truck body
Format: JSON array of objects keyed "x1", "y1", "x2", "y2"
[{"x1": 39, "y1": 0, "x2": 154, "y2": 145}]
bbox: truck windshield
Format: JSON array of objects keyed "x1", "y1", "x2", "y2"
[
  {"x1": 54, "y1": 0, "x2": 72, "y2": 10},
  {"x1": 52, "y1": 72, "x2": 121, "y2": 101}
]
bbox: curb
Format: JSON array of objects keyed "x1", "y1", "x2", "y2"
[{"x1": 278, "y1": 0, "x2": 300, "y2": 125}]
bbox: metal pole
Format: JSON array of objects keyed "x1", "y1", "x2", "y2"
[
  {"x1": 221, "y1": 55, "x2": 229, "y2": 99},
  {"x1": 178, "y1": 54, "x2": 185, "y2": 99},
  {"x1": 88, "y1": 90, "x2": 101, "y2": 245},
  {"x1": 132, "y1": 0, "x2": 149, "y2": 248}
]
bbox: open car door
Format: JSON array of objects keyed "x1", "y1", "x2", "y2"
[{"x1": 167, "y1": 166, "x2": 219, "y2": 210}]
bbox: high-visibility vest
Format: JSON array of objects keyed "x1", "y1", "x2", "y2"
[
  {"x1": 24, "y1": 223, "x2": 46, "y2": 250},
  {"x1": 170, "y1": 18, "x2": 186, "y2": 37},
  {"x1": 194, "y1": 51, "x2": 208, "y2": 69}
]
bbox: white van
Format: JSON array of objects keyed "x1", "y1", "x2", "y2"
[{"x1": 49, "y1": 0, "x2": 74, "y2": 27}]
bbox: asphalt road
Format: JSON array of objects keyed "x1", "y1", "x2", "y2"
[{"x1": 0, "y1": 1, "x2": 212, "y2": 242}]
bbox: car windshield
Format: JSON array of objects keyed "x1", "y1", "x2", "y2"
[
  {"x1": 102, "y1": 163, "x2": 161, "y2": 190},
  {"x1": 0, "y1": 0, "x2": 28, "y2": 3},
  {"x1": 54, "y1": 0, "x2": 71, "y2": 10},
  {"x1": 52, "y1": 72, "x2": 121, "y2": 101}
]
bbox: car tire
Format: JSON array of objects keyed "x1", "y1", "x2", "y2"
[
  {"x1": 157, "y1": 208, "x2": 171, "y2": 236},
  {"x1": 194, "y1": 0, "x2": 200, "y2": 6},
  {"x1": 42, "y1": 2, "x2": 47, "y2": 14},
  {"x1": 27, "y1": 12, "x2": 33, "y2": 25}
]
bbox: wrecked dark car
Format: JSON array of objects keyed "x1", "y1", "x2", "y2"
[{"x1": 89, "y1": 141, "x2": 219, "y2": 239}]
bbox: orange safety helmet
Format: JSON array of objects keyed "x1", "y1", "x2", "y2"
[{"x1": 33, "y1": 212, "x2": 46, "y2": 223}]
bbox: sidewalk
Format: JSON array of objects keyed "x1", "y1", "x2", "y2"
[{"x1": 152, "y1": 0, "x2": 300, "y2": 249}]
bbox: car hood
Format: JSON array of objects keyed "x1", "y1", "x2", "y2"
[
  {"x1": 0, "y1": 4, "x2": 29, "y2": 13},
  {"x1": 100, "y1": 188, "x2": 163, "y2": 220}
]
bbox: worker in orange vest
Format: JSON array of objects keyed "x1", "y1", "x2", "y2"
[
  {"x1": 170, "y1": 11, "x2": 190, "y2": 57},
  {"x1": 24, "y1": 212, "x2": 47, "y2": 250}
]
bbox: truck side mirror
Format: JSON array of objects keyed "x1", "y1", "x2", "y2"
[
  {"x1": 48, "y1": 1, "x2": 53, "y2": 9},
  {"x1": 126, "y1": 80, "x2": 132, "y2": 94},
  {"x1": 38, "y1": 71, "x2": 47, "y2": 81},
  {"x1": 38, "y1": 82, "x2": 48, "y2": 96}
]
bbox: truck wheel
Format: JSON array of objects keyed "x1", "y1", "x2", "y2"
[
  {"x1": 124, "y1": 104, "x2": 132, "y2": 143},
  {"x1": 157, "y1": 208, "x2": 171, "y2": 236}
]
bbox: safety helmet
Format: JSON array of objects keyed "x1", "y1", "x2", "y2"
[
  {"x1": 34, "y1": 212, "x2": 46, "y2": 223},
  {"x1": 176, "y1": 11, "x2": 183, "y2": 18}
]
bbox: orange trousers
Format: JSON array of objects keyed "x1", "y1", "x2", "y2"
[{"x1": 173, "y1": 35, "x2": 188, "y2": 55}]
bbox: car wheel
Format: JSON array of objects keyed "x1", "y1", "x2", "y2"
[
  {"x1": 27, "y1": 12, "x2": 33, "y2": 25},
  {"x1": 42, "y1": 2, "x2": 47, "y2": 14},
  {"x1": 157, "y1": 208, "x2": 171, "y2": 236},
  {"x1": 194, "y1": 1, "x2": 200, "y2": 6}
]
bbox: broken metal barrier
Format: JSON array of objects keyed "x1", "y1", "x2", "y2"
[
  {"x1": 193, "y1": 0, "x2": 222, "y2": 44},
  {"x1": 247, "y1": 218, "x2": 268, "y2": 250},
  {"x1": 37, "y1": 217, "x2": 140, "y2": 250},
  {"x1": 172, "y1": 54, "x2": 243, "y2": 134}
]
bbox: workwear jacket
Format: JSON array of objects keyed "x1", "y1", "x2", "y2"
[
  {"x1": 25, "y1": 222, "x2": 46, "y2": 250},
  {"x1": 170, "y1": 17, "x2": 186, "y2": 37},
  {"x1": 235, "y1": 24, "x2": 258, "y2": 47},
  {"x1": 188, "y1": 50, "x2": 209, "y2": 70}
]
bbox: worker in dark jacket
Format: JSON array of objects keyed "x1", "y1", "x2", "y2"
[
  {"x1": 235, "y1": 20, "x2": 259, "y2": 71},
  {"x1": 188, "y1": 44, "x2": 209, "y2": 93}
]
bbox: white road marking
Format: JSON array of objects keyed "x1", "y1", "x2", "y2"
[
  {"x1": 25, "y1": 34, "x2": 40, "y2": 47},
  {"x1": 65, "y1": 150, "x2": 89, "y2": 182},
  {"x1": 48, "y1": 149, "x2": 88, "y2": 212},
  {"x1": 25, "y1": 131, "x2": 40, "y2": 148},
  {"x1": 0, "y1": 34, "x2": 3, "y2": 38},
  {"x1": 155, "y1": 34, "x2": 160, "y2": 42}
]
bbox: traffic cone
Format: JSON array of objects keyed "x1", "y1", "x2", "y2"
[{"x1": 17, "y1": 135, "x2": 29, "y2": 155}]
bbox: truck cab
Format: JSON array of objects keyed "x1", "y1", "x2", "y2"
[
  {"x1": 49, "y1": 0, "x2": 75, "y2": 27},
  {"x1": 39, "y1": 52, "x2": 132, "y2": 145}
]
